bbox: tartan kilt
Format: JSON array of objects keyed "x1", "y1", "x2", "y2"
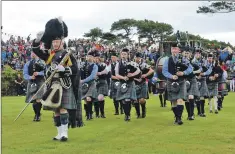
[
  {"x1": 60, "y1": 87, "x2": 77, "y2": 110},
  {"x1": 197, "y1": 77, "x2": 209, "y2": 98},
  {"x1": 166, "y1": 79, "x2": 187, "y2": 102},
  {"x1": 135, "y1": 81, "x2": 149, "y2": 99},
  {"x1": 96, "y1": 79, "x2": 108, "y2": 96},
  {"x1": 116, "y1": 81, "x2": 137, "y2": 101},
  {"x1": 109, "y1": 80, "x2": 119, "y2": 99},
  {"x1": 186, "y1": 77, "x2": 200, "y2": 97},
  {"x1": 25, "y1": 79, "x2": 45, "y2": 103},
  {"x1": 207, "y1": 82, "x2": 218, "y2": 97},
  {"x1": 81, "y1": 81, "x2": 97, "y2": 100}
]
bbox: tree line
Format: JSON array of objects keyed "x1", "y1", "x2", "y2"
[{"x1": 83, "y1": 18, "x2": 234, "y2": 50}]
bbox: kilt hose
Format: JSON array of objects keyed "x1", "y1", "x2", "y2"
[
  {"x1": 81, "y1": 81, "x2": 98, "y2": 100},
  {"x1": 166, "y1": 79, "x2": 187, "y2": 102},
  {"x1": 186, "y1": 76, "x2": 200, "y2": 98},
  {"x1": 207, "y1": 82, "x2": 218, "y2": 98},
  {"x1": 116, "y1": 81, "x2": 137, "y2": 101},
  {"x1": 96, "y1": 79, "x2": 109, "y2": 96},
  {"x1": 135, "y1": 81, "x2": 149, "y2": 99},
  {"x1": 197, "y1": 77, "x2": 209, "y2": 98}
]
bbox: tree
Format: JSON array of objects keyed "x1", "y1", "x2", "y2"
[
  {"x1": 136, "y1": 19, "x2": 173, "y2": 45},
  {"x1": 110, "y1": 19, "x2": 137, "y2": 44},
  {"x1": 83, "y1": 27, "x2": 103, "y2": 41},
  {"x1": 101, "y1": 32, "x2": 120, "y2": 44},
  {"x1": 197, "y1": 1, "x2": 235, "y2": 14}
]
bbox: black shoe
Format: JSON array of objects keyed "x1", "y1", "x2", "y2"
[
  {"x1": 210, "y1": 110, "x2": 213, "y2": 113},
  {"x1": 127, "y1": 116, "x2": 131, "y2": 121},
  {"x1": 90, "y1": 114, "x2": 93, "y2": 119},
  {"x1": 200, "y1": 113, "x2": 206, "y2": 117},
  {"x1": 124, "y1": 115, "x2": 128, "y2": 121},
  {"x1": 101, "y1": 114, "x2": 106, "y2": 118},
  {"x1": 86, "y1": 115, "x2": 91, "y2": 121},
  {"x1": 53, "y1": 138, "x2": 59, "y2": 141},
  {"x1": 96, "y1": 115, "x2": 100, "y2": 118},
  {"x1": 187, "y1": 116, "x2": 194, "y2": 120},
  {"x1": 35, "y1": 114, "x2": 41, "y2": 122},
  {"x1": 142, "y1": 113, "x2": 146, "y2": 118},
  {"x1": 218, "y1": 106, "x2": 221, "y2": 111},
  {"x1": 137, "y1": 115, "x2": 141, "y2": 119},
  {"x1": 33, "y1": 115, "x2": 37, "y2": 121},
  {"x1": 60, "y1": 136, "x2": 68, "y2": 142},
  {"x1": 114, "y1": 112, "x2": 119, "y2": 115},
  {"x1": 215, "y1": 110, "x2": 219, "y2": 114},
  {"x1": 175, "y1": 117, "x2": 183, "y2": 125}
]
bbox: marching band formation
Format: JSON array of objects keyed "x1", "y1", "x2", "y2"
[{"x1": 20, "y1": 17, "x2": 231, "y2": 142}]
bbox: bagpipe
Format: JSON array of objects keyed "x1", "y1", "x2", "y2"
[{"x1": 14, "y1": 48, "x2": 73, "y2": 122}]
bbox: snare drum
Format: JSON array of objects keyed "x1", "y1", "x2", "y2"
[
  {"x1": 218, "y1": 81, "x2": 227, "y2": 92},
  {"x1": 156, "y1": 80, "x2": 166, "y2": 93}
]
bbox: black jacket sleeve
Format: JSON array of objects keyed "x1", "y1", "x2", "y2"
[{"x1": 32, "y1": 39, "x2": 49, "y2": 61}]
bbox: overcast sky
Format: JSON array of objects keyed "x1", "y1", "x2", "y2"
[{"x1": 2, "y1": 1, "x2": 235, "y2": 46}]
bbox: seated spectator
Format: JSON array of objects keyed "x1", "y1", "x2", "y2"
[
  {"x1": 14, "y1": 59, "x2": 23, "y2": 71},
  {"x1": 1, "y1": 47, "x2": 7, "y2": 64}
]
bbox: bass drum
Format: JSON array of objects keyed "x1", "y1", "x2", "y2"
[{"x1": 155, "y1": 56, "x2": 168, "y2": 80}]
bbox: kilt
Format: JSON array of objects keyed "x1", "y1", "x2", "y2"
[
  {"x1": 166, "y1": 79, "x2": 187, "y2": 102},
  {"x1": 109, "y1": 80, "x2": 119, "y2": 99},
  {"x1": 135, "y1": 81, "x2": 149, "y2": 99},
  {"x1": 96, "y1": 79, "x2": 108, "y2": 96},
  {"x1": 186, "y1": 77, "x2": 200, "y2": 97},
  {"x1": 25, "y1": 79, "x2": 45, "y2": 103},
  {"x1": 197, "y1": 77, "x2": 209, "y2": 98},
  {"x1": 60, "y1": 87, "x2": 77, "y2": 110},
  {"x1": 81, "y1": 81, "x2": 97, "y2": 100},
  {"x1": 116, "y1": 81, "x2": 137, "y2": 101},
  {"x1": 44, "y1": 85, "x2": 81, "y2": 111},
  {"x1": 207, "y1": 82, "x2": 218, "y2": 97}
]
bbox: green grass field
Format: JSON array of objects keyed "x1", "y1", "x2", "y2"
[{"x1": 2, "y1": 93, "x2": 235, "y2": 154}]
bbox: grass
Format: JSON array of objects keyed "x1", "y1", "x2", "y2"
[{"x1": 2, "y1": 93, "x2": 235, "y2": 154}]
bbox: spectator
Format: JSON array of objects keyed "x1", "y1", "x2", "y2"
[
  {"x1": 1, "y1": 47, "x2": 7, "y2": 64},
  {"x1": 14, "y1": 73, "x2": 24, "y2": 96},
  {"x1": 219, "y1": 48, "x2": 230, "y2": 62}
]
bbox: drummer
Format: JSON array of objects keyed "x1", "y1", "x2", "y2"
[{"x1": 217, "y1": 60, "x2": 228, "y2": 110}]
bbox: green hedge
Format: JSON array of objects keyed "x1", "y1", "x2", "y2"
[{"x1": 1, "y1": 65, "x2": 23, "y2": 96}]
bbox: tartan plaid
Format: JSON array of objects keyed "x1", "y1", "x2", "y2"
[
  {"x1": 116, "y1": 81, "x2": 137, "y2": 101},
  {"x1": 166, "y1": 79, "x2": 187, "y2": 101},
  {"x1": 81, "y1": 81, "x2": 97, "y2": 100},
  {"x1": 135, "y1": 81, "x2": 149, "y2": 99},
  {"x1": 61, "y1": 87, "x2": 77, "y2": 109},
  {"x1": 207, "y1": 82, "x2": 218, "y2": 97},
  {"x1": 25, "y1": 79, "x2": 45, "y2": 103},
  {"x1": 76, "y1": 88, "x2": 83, "y2": 122},
  {"x1": 96, "y1": 79, "x2": 108, "y2": 96},
  {"x1": 186, "y1": 77, "x2": 200, "y2": 97},
  {"x1": 197, "y1": 77, "x2": 209, "y2": 98}
]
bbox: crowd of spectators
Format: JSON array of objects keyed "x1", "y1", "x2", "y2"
[
  {"x1": 1, "y1": 35, "x2": 32, "y2": 72},
  {"x1": 1, "y1": 35, "x2": 235, "y2": 95}
]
